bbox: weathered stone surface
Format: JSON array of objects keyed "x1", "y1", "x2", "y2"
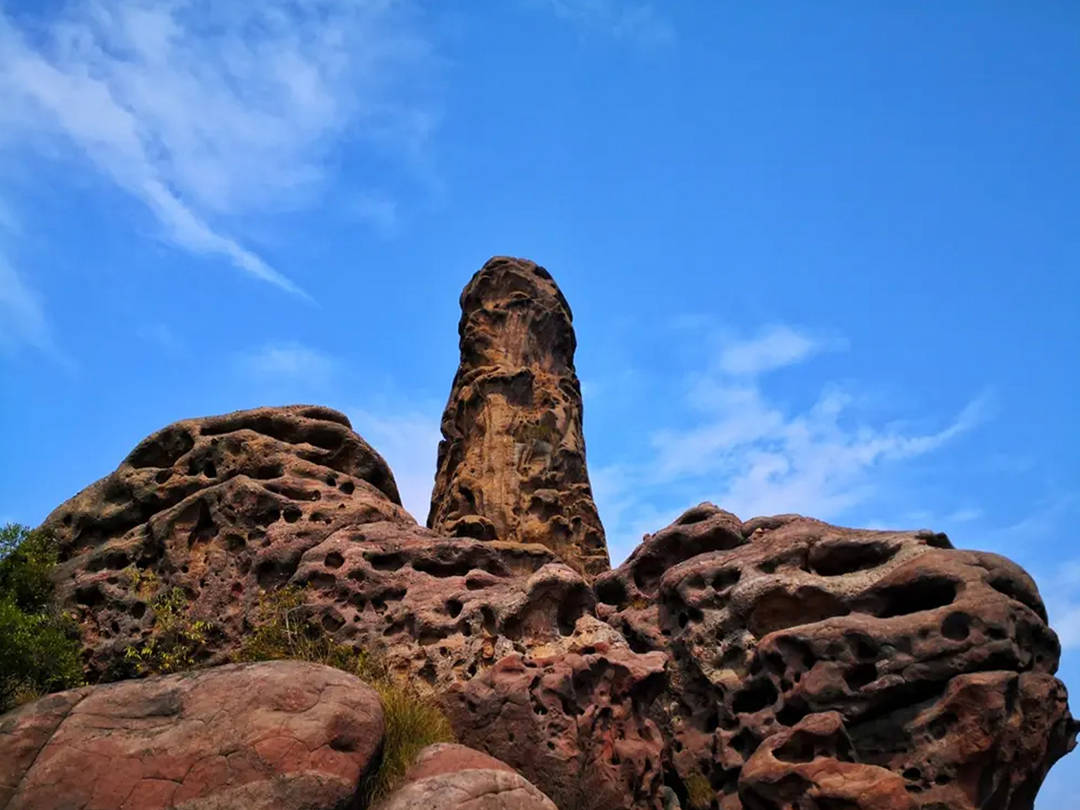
[
  {"x1": 376, "y1": 743, "x2": 557, "y2": 810},
  {"x1": 0, "y1": 660, "x2": 383, "y2": 810},
  {"x1": 428, "y1": 257, "x2": 610, "y2": 577},
  {"x1": 43, "y1": 405, "x2": 412, "y2": 680},
  {"x1": 38, "y1": 405, "x2": 666, "y2": 810},
  {"x1": 596, "y1": 504, "x2": 1077, "y2": 810},
  {"x1": 444, "y1": 642, "x2": 668, "y2": 810}
]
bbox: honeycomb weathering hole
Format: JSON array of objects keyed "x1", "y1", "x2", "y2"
[{"x1": 809, "y1": 540, "x2": 897, "y2": 576}]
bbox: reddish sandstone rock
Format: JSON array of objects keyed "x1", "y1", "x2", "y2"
[
  {"x1": 43, "y1": 405, "x2": 412, "y2": 680},
  {"x1": 444, "y1": 644, "x2": 668, "y2": 810},
  {"x1": 376, "y1": 743, "x2": 557, "y2": 809},
  {"x1": 739, "y1": 712, "x2": 915, "y2": 810},
  {"x1": 0, "y1": 660, "x2": 383, "y2": 810},
  {"x1": 428, "y1": 257, "x2": 610, "y2": 577},
  {"x1": 597, "y1": 504, "x2": 1077, "y2": 810},
  {"x1": 38, "y1": 405, "x2": 666, "y2": 810}
]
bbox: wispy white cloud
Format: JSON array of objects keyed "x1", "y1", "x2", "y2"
[
  {"x1": 540, "y1": 0, "x2": 674, "y2": 47},
  {"x1": 0, "y1": 257, "x2": 58, "y2": 358},
  {"x1": 593, "y1": 325, "x2": 989, "y2": 562},
  {"x1": 235, "y1": 342, "x2": 339, "y2": 386},
  {"x1": 716, "y1": 325, "x2": 844, "y2": 376},
  {"x1": 0, "y1": 1, "x2": 434, "y2": 298},
  {"x1": 349, "y1": 406, "x2": 441, "y2": 524}
]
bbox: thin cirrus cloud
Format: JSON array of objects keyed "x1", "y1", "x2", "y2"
[
  {"x1": 541, "y1": 0, "x2": 675, "y2": 47},
  {"x1": 592, "y1": 325, "x2": 990, "y2": 561},
  {"x1": 235, "y1": 342, "x2": 340, "y2": 386},
  {"x1": 0, "y1": 1, "x2": 435, "y2": 308}
]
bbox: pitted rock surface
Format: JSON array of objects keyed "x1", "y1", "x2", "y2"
[
  {"x1": 43, "y1": 405, "x2": 413, "y2": 680},
  {"x1": 427, "y1": 257, "x2": 610, "y2": 577},
  {"x1": 444, "y1": 644, "x2": 668, "y2": 810},
  {"x1": 0, "y1": 661, "x2": 384, "y2": 810},
  {"x1": 376, "y1": 743, "x2": 558, "y2": 810},
  {"x1": 37, "y1": 405, "x2": 667, "y2": 809},
  {"x1": 595, "y1": 504, "x2": 1076, "y2": 810}
]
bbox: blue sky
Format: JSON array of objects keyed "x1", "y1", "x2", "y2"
[{"x1": 1, "y1": 1, "x2": 1077, "y2": 801}]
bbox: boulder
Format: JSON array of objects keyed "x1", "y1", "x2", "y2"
[
  {"x1": 428, "y1": 257, "x2": 610, "y2": 577},
  {"x1": 376, "y1": 743, "x2": 557, "y2": 809},
  {"x1": 0, "y1": 660, "x2": 383, "y2": 810},
  {"x1": 43, "y1": 405, "x2": 412, "y2": 680},
  {"x1": 596, "y1": 504, "x2": 1077, "y2": 809}
]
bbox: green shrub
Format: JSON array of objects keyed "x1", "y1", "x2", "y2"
[
  {"x1": 124, "y1": 587, "x2": 214, "y2": 675},
  {"x1": 237, "y1": 586, "x2": 455, "y2": 801},
  {"x1": 0, "y1": 524, "x2": 84, "y2": 710}
]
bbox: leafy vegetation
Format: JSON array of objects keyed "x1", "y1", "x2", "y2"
[
  {"x1": 237, "y1": 586, "x2": 455, "y2": 801},
  {"x1": 0, "y1": 524, "x2": 84, "y2": 710},
  {"x1": 124, "y1": 586, "x2": 215, "y2": 675}
]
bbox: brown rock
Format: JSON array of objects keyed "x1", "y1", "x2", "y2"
[
  {"x1": 43, "y1": 405, "x2": 412, "y2": 680},
  {"x1": 739, "y1": 712, "x2": 915, "y2": 810},
  {"x1": 0, "y1": 660, "x2": 383, "y2": 810},
  {"x1": 597, "y1": 504, "x2": 1077, "y2": 809},
  {"x1": 38, "y1": 405, "x2": 666, "y2": 810},
  {"x1": 428, "y1": 257, "x2": 610, "y2": 577},
  {"x1": 376, "y1": 743, "x2": 557, "y2": 809},
  {"x1": 444, "y1": 644, "x2": 668, "y2": 810}
]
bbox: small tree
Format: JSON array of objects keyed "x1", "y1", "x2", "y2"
[{"x1": 0, "y1": 524, "x2": 84, "y2": 710}]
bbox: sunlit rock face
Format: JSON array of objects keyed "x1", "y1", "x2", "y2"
[
  {"x1": 23, "y1": 257, "x2": 1077, "y2": 810},
  {"x1": 40, "y1": 402, "x2": 663, "y2": 809},
  {"x1": 427, "y1": 256, "x2": 611, "y2": 578},
  {"x1": 595, "y1": 504, "x2": 1077, "y2": 809}
]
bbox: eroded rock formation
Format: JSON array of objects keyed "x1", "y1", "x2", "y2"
[
  {"x1": 40, "y1": 404, "x2": 663, "y2": 808},
  {"x1": 43, "y1": 405, "x2": 413, "y2": 680},
  {"x1": 0, "y1": 661, "x2": 383, "y2": 809},
  {"x1": 595, "y1": 504, "x2": 1077, "y2": 809},
  {"x1": 11, "y1": 256, "x2": 1076, "y2": 810},
  {"x1": 428, "y1": 257, "x2": 610, "y2": 577}
]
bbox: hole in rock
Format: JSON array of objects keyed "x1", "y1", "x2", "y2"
[
  {"x1": 595, "y1": 577, "x2": 627, "y2": 606},
  {"x1": 322, "y1": 612, "x2": 345, "y2": 632},
  {"x1": 732, "y1": 678, "x2": 778, "y2": 714},
  {"x1": 775, "y1": 732, "x2": 816, "y2": 763},
  {"x1": 749, "y1": 587, "x2": 849, "y2": 636},
  {"x1": 282, "y1": 505, "x2": 303, "y2": 523},
  {"x1": 712, "y1": 568, "x2": 741, "y2": 592},
  {"x1": 446, "y1": 599, "x2": 463, "y2": 618},
  {"x1": 308, "y1": 572, "x2": 335, "y2": 590},
  {"x1": 844, "y1": 663, "x2": 878, "y2": 691},
  {"x1": 810, "y1": 541, "x2": 897, "y2": 576},
  {"x1": 367, "y1": 551, "x2": 405, "y2": 571},
  {"x1": 941, "y1": 612, "x2": 971, "y2": 640},
  {"x1": 872, "y1": 577, "x2": 957, "y2": 618},
  {"x1": 324, "y1": 551, "x2": 345, "y2": 569}
]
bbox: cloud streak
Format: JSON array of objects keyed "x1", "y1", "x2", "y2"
[
  {"x1": 594, "y1": 325, "x2": 989, "y2": 561},
  {"x1": 0, "y1": 1, "x2": 434, "y2": 298},
  {"x1": 541, "y1": 0, "x2": 674, "y2": 47}
]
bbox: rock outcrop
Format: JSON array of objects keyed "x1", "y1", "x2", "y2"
[
  {"x1": 15, "y1": 256, "x2": 1076, "y2": 810},
  {"x1": 40, "y1": 404, "x2": 664, "y2": 809},
  {"x1": 595, "y1": 504, "x2": 1077, "y2": 809},
  {"x1": 0, "y1": 661, "x2": 384, "y2": 810},
  {"x1": 43, "y1": 405, "x2": 412, "y2": 680},
  {"x1": 376, "y1": 743, "x2": 558, "y2": 810},
  {"x1": 427, "y1": 257, "x2": 610, "y2": 577}
]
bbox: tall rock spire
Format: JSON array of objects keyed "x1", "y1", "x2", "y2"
[{"x1": 428, "y1": 256, "x2": 611, "y2": 576}]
